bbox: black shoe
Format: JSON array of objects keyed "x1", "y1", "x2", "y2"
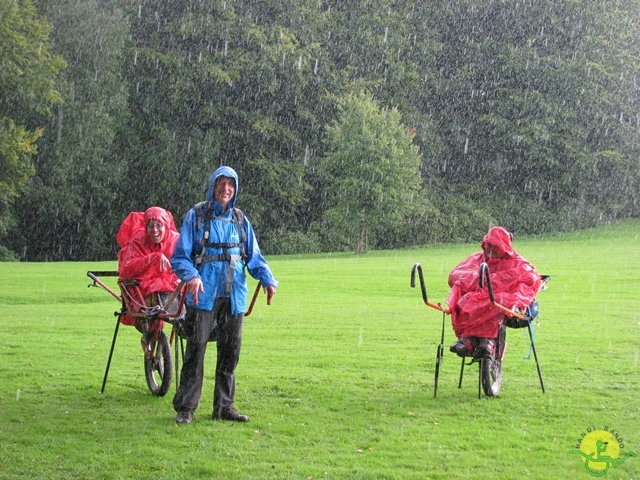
[
  {"x1": 449, "y1": 338, "x2": 471, "y2": 357},
  {"x1": 213, "y1": 407, "x2": 249, "y2": 422},
  {"x1": 474, "y1": 338, "x2": 495, "y2": 358},
  {"x1": 175, "y1": 410, "x2": 193, "y2": 424}
]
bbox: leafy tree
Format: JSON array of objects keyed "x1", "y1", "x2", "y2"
[
  {"x1": 117, "y1": 0, "x2": 333, "y2": 248},
  {"x1": 6, "y1": 0, "x2": 130, "y2": 260},
  {"x1": 317, "y1": 90, "x2": 429, "y2": 253},
  {"x1": 420, "y1": 0, "x2": 640, "y2": 234},
  {"x1": 0, "y1": 0, "x2": 64, "y2": 252},
  {"x1": 4, "y1": 0, "x2": 639, "y2": 259},
  {"x1": 114, "y1": 0, "x2": 238, "y2": 219}
]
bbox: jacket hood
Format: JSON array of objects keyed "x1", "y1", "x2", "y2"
[
  {"x1": 481, "y1": 226, "x2": 514, "y2": 258},
  {"x1": 206, "y1": 166, "x2": 239, "y2": 211}
]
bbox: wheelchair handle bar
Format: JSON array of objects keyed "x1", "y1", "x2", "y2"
[
  {"x1": 88, "y1": 271, "x2": 187, "y2": 319},
  {"x1": 478, "y1": 262, "x2": 525, "y2": 320},
  {"x1": 87, "y1": 271, "x2": 122, "y2": 302},
  {"x1": 411, "y1": 263, "x2": 449, "y2": 313},
  {"x1": 162, "y1": 281, "x2": 187, "y2": 318}
]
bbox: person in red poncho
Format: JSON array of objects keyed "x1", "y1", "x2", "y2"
[
  {"x1": 116, "y1": 206, "x2": 181, "y2": 333},
  {"x1": 447, "y1": 226, "x2": 541, "y2": 358}
]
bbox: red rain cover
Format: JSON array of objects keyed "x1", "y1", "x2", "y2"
[
  {"x1": 116, "y1": 207, "x2": 180, "y2": 327},
  {"x1": 446, "y1": 227, "x2": 541, "y2": 339}
]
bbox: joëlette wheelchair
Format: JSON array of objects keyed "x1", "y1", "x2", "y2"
[
  {"x1": 87, "y1": 272, "x2": 265, "y2": 396},
  {"x1": 411, "y1": 262, "x2": 550, "y2": 398},
  {"x1": 87, "y1": 271, "x2": 187, "y2": 396}
]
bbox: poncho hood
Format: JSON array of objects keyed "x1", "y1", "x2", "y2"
[
  {"x1": 144, "y1": 206, "x2": 177, "y2": 233},
  {"x1": 116, "y1": 207, "x2": 177, "y2": 248},
  {"x1": 481, "y1": 226, "x2": 514, "y2": 258}
]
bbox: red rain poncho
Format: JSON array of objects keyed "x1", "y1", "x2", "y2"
[
  {"x1": 446, "y1": 226, "x2": 541, "y2": 339},
  {"x1": 117, "y1": 207, "x2": 180, "y2": 298},
  {"x1": 116, "y1": 207, "x2": 180, "y2": 329}
]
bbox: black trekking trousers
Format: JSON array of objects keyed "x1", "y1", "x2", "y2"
[{"x1": 173, "y1": 298, "x2": 244, "y2": 415}]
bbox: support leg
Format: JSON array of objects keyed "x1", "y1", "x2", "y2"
[
  {"x1": 527, "y1": 322, "x2": 545, "y2": 393},
  {"x1": 458, "y1": 358, "x2": 465, "y2": 388},
  {"x1": 101, "y1": 315, "x2": 122, "y2": 393},
  {"x1": 434, "y1": 344, "x2": 443, "y2": 398}
]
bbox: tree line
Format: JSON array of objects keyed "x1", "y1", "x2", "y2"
[{"x1": 1, "y1": 0, "x2": 639, "y2": 261}]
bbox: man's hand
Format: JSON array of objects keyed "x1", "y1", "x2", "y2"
[
  {"x1": 186, "y1": 277, "x2": 205, "y2": 305},
  {"x1": 264, "y1": 285, "x2": 276, "y2": 305}
]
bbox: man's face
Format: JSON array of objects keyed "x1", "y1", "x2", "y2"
[
  {"x1": 214, "y1": 176, "x2": 235, "y2": 210},
  {"x1": 146, "y1": 220, "x2": 166, "y2": 244}
]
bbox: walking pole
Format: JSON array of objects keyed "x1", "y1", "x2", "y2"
[{"x1": 244, "y1": 281, "x2": 262, "y2": 317}]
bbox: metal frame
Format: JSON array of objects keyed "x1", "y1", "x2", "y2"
[{"x1": 411, "y1": 262, "x2": 547, "y2": 398}]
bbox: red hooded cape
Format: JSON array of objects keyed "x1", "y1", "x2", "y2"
[
  {"x1": 446, "y1": 227, "x2": 541, "y2": 339},
  {"x1": 116, "y1": 207, "x2": 180, "y2": 329},
  {"x1": 117, "y1": 206, "x2": 180, "y2": 299}
]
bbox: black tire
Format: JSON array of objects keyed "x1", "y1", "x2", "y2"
[
  {"x1": 144, "y1": 330, "x2": 172, "y2": 396},
  {"x1": 480, "y1": 354, "x2": 503, "y2": 396},
  {"x1": 481, "y1": 325, "x2": 507, "y2": 396}
]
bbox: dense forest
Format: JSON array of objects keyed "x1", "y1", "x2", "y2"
[{"x1": 2, "y1": 0, "x2": 639, "y2": 261}]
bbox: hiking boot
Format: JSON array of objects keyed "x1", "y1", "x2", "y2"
[
  {"x1": 175, "y1": 410, "x2": 194, "y2": 424},
  {"x1": 213, "y1": 407, "x2": 249, "y2": 422},
  {"x1": 449, "y1": 338, "x2": 471, "y2": 357},
  {"x1": 474, "y1": 338, "x2": 495, "y2": 358}
]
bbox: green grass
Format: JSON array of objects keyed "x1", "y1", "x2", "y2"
[{"x1": 1, "y1": 221, "x2": 639, "y2": 479}]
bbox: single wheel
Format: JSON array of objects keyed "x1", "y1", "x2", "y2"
[
  {"x1": 144, "y1": 330, "x2": 173, "y2": 396},
  {"x1": 481, "y1": 326, "x2": 506, "y2": 397},
  {"x1": 480, "y1": 354, "x2": 503, "y2": 396}
]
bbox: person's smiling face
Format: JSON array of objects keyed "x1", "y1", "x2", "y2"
[
  {"x1": 214, "y1": 176, "x2": 235, "y2": 210},
  {"x1": 146, "y1": 220, "x2": 166, "y2": 244}
]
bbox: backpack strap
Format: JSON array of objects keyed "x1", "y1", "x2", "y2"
[
  {"x1": 193, "y1": 201, "x2": 210, "y2": 268},
  {"x1": 192, "y1": 204, "x2": 248, "y2": 295},
  {"x1": 231, "y1": 207, "x2": 248, "y2": 263}
]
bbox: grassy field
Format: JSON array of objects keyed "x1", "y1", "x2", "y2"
[{"x1": 1, "y1": 221, "x2": 639, "y2": 479}]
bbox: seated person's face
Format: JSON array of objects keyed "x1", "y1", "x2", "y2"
[
  {"x1": 146, "y1": 220, "x2": 166, "y2": 244},
  {"x1": 484, "y1": 243, "x2": 506, "y2": 260}
]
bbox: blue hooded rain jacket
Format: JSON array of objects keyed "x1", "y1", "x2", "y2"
[{"x1": 170, "y1": 166, "x2": 278, "y2": 314}]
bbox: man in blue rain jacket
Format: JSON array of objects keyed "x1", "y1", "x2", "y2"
[{"x1": 171, "y1": 166, "x2": 277, "y2": 424}]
